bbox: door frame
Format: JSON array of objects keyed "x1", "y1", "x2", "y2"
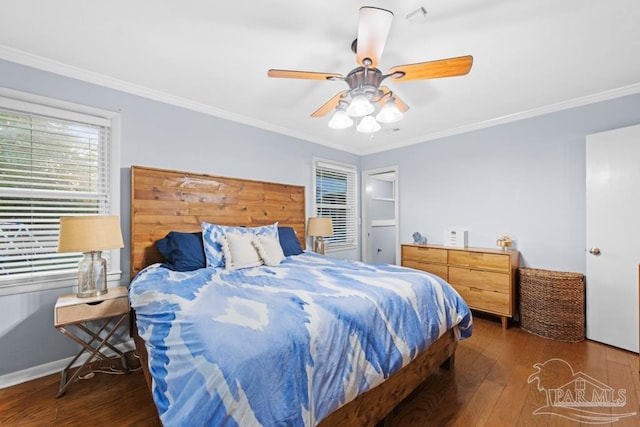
[{"x1": 361, "y1": 166, "x2": 400, "y2": 264}]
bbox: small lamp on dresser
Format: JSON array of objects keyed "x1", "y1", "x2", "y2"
[
  {"x1": 307, "y1": 217, "x2": 333, "y2": 255},
  {"x1": 57, "y1": 215, "x2": 124, "y2": 298}
]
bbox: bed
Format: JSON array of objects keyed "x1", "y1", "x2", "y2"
[{"x1": 128, "y1": 165, "x2": 472, "y2": 426}]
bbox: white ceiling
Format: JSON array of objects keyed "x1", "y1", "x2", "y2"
[{"x1": 1, "y1": 0, "x2": 640, "y2": 155}]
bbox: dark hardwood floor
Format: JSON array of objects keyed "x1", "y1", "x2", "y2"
[{"x1": 1, "y1": 316, "x2": 638, "y2": 426}]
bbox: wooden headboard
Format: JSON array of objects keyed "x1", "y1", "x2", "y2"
[{"x1": 130, "y1": 165, "x2": 306, "y2": 277}]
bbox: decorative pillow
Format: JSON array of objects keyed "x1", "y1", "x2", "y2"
[
  {"x1": 202, "y1": 222, "x2": 278, "y2": 267},
  {"x1": 219, "y1": 232, "x2": 263, "y2": 270},
  {"x1": 253, "y1": 234, "x2": 285, "y2": 266},
  {"x1": 155, "y1": 231, "x2": 206, "y2": 271},
  {"x1": 201, "y1": 222, "x2": 226, "y2": 267},
  {"x1": 278, "y1": 226, "x2": 303, "y2": 256}
]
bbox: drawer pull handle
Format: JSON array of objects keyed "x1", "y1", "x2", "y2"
[{"x1": 87, "y1": 301, "x2": 104, "y2": 306}]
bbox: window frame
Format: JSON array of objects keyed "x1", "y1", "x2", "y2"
[
  {"x1": 312, "y1": 157, "x2": 358, "y2": 253},
  {"x1": 0, "y1": 87, "x2": 121, "y2": 296}
]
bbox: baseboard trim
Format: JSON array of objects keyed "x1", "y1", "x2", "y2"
[{"x1": 0, "y1": 339, "x2": 136, "y2": 389}]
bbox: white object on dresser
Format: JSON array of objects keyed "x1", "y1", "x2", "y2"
[{"x1": 444, "y1": 228, "x2": 468, "y2": 248}]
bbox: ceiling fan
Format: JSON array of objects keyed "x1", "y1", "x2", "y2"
[{"x1": 267, "y1": 6, "x2": 473, "y2": 133}]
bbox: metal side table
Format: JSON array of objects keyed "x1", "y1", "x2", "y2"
[{"x1": 54, "y1": 286, "x2": 130, "y2": 397}]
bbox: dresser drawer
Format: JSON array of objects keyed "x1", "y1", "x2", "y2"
[
  {"x1": 451, "y1": 284, "x2": 511, "y2": 316},
  {"x1": 402, "y1": 245, "x2": 447, "y2": 264},
  {"x1": 448, "y1": 250, "x2": 510, "y2": 271},
  {"x1": 402, "y1": 260, "x2": 448, "y2": 280},
  {"x1": 448, "y1": 266, "x2": 510, "y2": 294},
  {"x1": 400, "y1": 245, "x2": 519, "y2": 327}
]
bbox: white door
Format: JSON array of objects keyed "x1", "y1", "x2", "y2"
[
  {"x1": 586, "y1": 124, "x2": 640, "y2": 353},
  {"x1": 362, "y1": 168, "x2": 399, "y2": 264}
]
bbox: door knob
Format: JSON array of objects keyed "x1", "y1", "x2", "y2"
[{"x1": 588, "y1": 247, "x2": 601, "y2": 255}]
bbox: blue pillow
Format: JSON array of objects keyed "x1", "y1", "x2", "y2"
[
  {"x1": 201, "y1": 222, "x2": 279, "y2": 268},
  {"x1": 155, "y1": 231, "x2": 206, "y2": 271},
  {"x1": 278, "y1": 226, "x2": 303, "y2": 256}
]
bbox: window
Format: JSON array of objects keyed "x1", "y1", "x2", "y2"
[
  {"x1": 313, "y1": 158, "x2": 358, "y2": 251},
  {"x1": 0, "y1": 90, "x2": 120, "y2": 295}
]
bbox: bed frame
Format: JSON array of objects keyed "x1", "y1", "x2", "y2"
[{"x1": 129, "y1": 165, "x2": 457, "y2": 426}]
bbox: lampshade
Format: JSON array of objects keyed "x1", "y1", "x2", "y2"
[
  {"x1": 376, "y1": 98, "x2": 404, "y2": 123},
  {"x1": 328, "y1": 109, "x2": 354, "y2": 129},
  {"x1": 58, "y1": 216, "x2": 123, "y2": 298},
  {"x1": 357, "y1": 115, "x2": 381, "y2": 133},
  {"x1": 346, "y1": 94, "x2": 374, "y2": 117},
  {"x1": 307, "y1": 217, "x2": 334, "y2": 237},
  {"x1": 58, "y1": 216, "x2": 124, "y2": 253}
]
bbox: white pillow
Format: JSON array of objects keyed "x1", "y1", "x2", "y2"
[
  {"x1": 253, "y1": 234, "x2": 285, "y2": 266},
  {"x1": 219, "y1": 232, "x2": 263, "y2": 270}
]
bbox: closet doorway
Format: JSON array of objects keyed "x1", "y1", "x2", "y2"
[{"x1": 362, "y1": 167, "x2": 399, "y2": 265}]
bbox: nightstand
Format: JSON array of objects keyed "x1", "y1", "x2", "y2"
[{"x1": 54, "y1": 286, "x2": 130, "y2": 397}]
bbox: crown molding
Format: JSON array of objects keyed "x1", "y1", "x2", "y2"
[
  {"x1": 0, "y1": 45, "x2": 362, "y2": 153},
  {"x1": 360, "y1": 83, "x2": 640, "y2": 155},
  {"x1": 2, "y1": 45, "x2": 638, "y2": 157}
]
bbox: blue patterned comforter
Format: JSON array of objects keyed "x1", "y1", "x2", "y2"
[{"x1": 129, "y1": 252, "x2": 472, "y2": 426}]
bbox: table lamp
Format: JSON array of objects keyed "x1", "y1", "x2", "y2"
[
  {"x1": 57, "y1": 216, "x2": 124, "y2": 298},
  {"x1": 307, "y1": 217, "x2": 333, "y2": 255}
]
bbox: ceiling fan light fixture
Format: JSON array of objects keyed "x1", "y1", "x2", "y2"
[
  {"x1": 328, "y1": 109, "x2": 354, "y2": 129},
  {"x1": 267, "y1": 6, "x2": 473, "y2": 137},
  {"x1": 346, "y1": 94, "x2": 374, "y2": 117},
  {"x1": 376, "y1": 98, "x2": 404, "y2": 123},
  {"x1": 357, "y1": 115, "x2": 381, "y2": 133}
]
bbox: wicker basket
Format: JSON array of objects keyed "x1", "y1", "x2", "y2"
[{"x1": 518, "y1": 267, "x2": 585, "y2": 342}]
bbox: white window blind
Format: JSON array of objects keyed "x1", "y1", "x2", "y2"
[
  {"x1": 0, "y1": 101, "x2": 112, "y2": 285},
  {"x1": 314, "y1": 160, "x2": 357, "y2": 251}
]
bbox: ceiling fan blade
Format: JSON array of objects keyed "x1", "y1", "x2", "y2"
[
  {"x1": 378, "y1": 87, "x2": 409, "y2": 112},
  {"x1": 388, "y1": 55, "x2": 473, "y2": 82},
  {"x1": 311, "y1": 91, "x2": 348, "y2": 118},
  {"x1": 268, "y1": 69, "x2": 343, "y2": 80},
  {"x1": 356, "y1": 7, "x2": 394, "y2": 68}
]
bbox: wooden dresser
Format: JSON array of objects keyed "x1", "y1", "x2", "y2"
[{"x1": 401, "y1": 244, "x2": 520, "y2": 329}]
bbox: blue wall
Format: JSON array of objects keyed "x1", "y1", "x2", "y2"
[
  {"x1": 1, "y1": 55, "x2": 640, "y2": 380},
  {"x1": 362, "y1": 93, "x2": 640, "y2": 273},
  {"x1": 0, "y1": 59, "x2": 359, "y2": 377}
]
